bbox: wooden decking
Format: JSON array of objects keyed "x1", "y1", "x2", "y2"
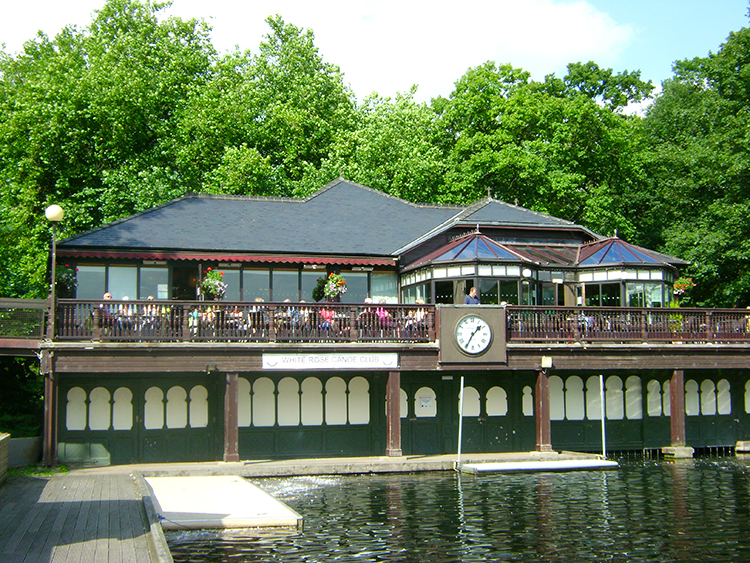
[{"x1": 0, "y1": 474, "x2": 157, "y2": 562}]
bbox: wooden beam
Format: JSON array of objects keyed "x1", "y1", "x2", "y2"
[
  {"x1": 535, "y1": 368, "x2": 552, "y2": 452},
  {"x1": 223, "y1": 372, "x2": 240, "y2": 462},
  {"x1": 385, "y1": 371, "x2": 402, "y2": 456}
]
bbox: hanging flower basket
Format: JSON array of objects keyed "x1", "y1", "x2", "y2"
[
  {"x1": 312, "y1": 273, "x2": 347, "y2": 302},
  {"x1": 201, "y1": 268, "x2": 227, "y2": 300}
]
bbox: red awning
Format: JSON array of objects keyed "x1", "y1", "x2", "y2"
[{"x1": 57, "y1": 249, "x2": 396, "y2": 267}]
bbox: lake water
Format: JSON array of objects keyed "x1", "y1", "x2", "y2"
[{"x1": 168, "y1": 456, "x2": 750, "y2": 562}]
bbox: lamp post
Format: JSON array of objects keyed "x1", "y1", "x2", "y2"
[{"x1": 45, "y1": 204, "x2": 64, "y2": 339}]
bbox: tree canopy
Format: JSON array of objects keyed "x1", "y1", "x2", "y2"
[{"x1": 0, "y1": 0, "x2": 748, "y2": 308}]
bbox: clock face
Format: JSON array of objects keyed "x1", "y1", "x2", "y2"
[{"x1": 455, "y1": 315, "x2": 492, "y2": 355}]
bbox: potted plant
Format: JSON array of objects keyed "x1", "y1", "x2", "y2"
[
  {"x1": 312, "y1": 272, "x2": 347, "y2": 302},
  {"x1": 200, "y1": 268, "x2": 227, "y2": 300}
]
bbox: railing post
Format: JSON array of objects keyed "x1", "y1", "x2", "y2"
[
  {"x1": 640, "y1": 310, "x2": 648, "y2": 342},
  {"x1": 182, "y1": 307, "x2": 190, "y2": 342},
  {"x1": 92, "y1": 308, "x2": 102, "y2": 341},
  {"x1": 706, "y1": 311, "x2": 713, "y2": 342}
]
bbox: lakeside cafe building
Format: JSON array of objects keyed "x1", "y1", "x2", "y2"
[{"x1": 42, "y1": 178, "x2": 750, "y2": 466}]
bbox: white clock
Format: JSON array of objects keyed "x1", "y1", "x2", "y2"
[{"x1": 455, "y1": 315, "x2": 492, "y2": 355}]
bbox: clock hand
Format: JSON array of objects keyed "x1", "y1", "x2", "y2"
[{"x1": 465, "y1": 326, "x2": 481, "y2": 345}]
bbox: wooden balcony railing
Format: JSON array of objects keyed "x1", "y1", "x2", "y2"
[
  {"x1": 39, "y1": 300, "x2": 750, "y2": 345},
  {"x1": 0, "y1": 298, "x2": 47, "y2": 340},
  {"x1": 506, "y1": 306, "x2": 750, "y2": 343},
  {"x1": 55, "y1": 300, "x2": 436, "y2": 344}
]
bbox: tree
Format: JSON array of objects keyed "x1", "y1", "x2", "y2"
[
  {"x1": 640, "y1": 27, "x2": 750, "y2": 306},
  {"x1": 303, "y1": 88, "x2": 446, "y2": 202},
  {"x1": 0, "y1": 0, "x2": 215, "y2": 296},
  {"x1": 172, "y1": 16, "x2": 356, "y2": 197},
  {"x1": 432, "y1": 61, "x2": 652, "y2": 239}
]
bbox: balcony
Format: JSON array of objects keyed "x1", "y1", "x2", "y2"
[{"x1": 5, "y1": 299, "x2": 750, "y2": 347}]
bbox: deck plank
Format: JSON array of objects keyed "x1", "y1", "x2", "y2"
[{"x1": 0, "y1": 473, "x2": 156, "y2": 563}]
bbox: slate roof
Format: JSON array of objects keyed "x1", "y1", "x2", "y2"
[{"x1": 58, "y1": 178, "x2": 588, "y2": 258}]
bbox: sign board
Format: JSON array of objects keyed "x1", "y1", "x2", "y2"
[{"x1": 262, "y1": 352, "x2": 399, "y2": 370}]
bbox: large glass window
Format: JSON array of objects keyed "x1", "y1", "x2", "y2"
[
  {"x1": 371, "y1": 272, "x2": 398, "y2": 303},
  {"x1": 602, "y1": 283, "x2": 620, "y2": 306},
  {"x1": 139, "y1": 266, "x2": 169, "y2": 300},
  {"x1": 76, "y1": 265, "x2": 106, "y2": 299},
  {"x1": 541, "y1": 283, "x2": 556, "y2": 306},
  {"x1": 435, "y1": 281, "x2": 453, "y2": 304},
  {"x1": 500, "y1": 280, "x2": 519, "y2": 304},
  {"x1": 272, "y1": 270, "x2": 298, "y2": 301},
  {"x1": 341, "y1": 272, "x2": 368, "y2": 303},
  {"x1": 479, "y1": 279, "x2": 499, "y2": 305},
  {"x1": 221, "y1": 269, "x2": 241, "y2": 301},
  {"x1": 626, "y1": 283, "x2": 665, "y2": 307},
  {"x1": 109, "y1": 266, "x2": 137, "y2": 299},
  {"x1": 301, "y1": 271, "x2": 321, "y2": 302},
  {"x1": 585, "y1": 284, "x2": 601, "y2": 307},
  {"x1": 243, "y1": 269, "x2": 270, "y2": 302}
]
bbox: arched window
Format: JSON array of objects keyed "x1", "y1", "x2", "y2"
[
  {"x1": 415, "y1": 387, "x2": 437, "y2": 418},
  {"x1": 144, "y1": 387, "x2": 164, "y2": 430},
  {"x1": 301, "y1": 377, "x2": 323, "y2": 426},
  {"x1": 522, "y1": 386, "x2": 534, "y2": 417},
  {"x1": 565, "y1": 376, "x2": 585, "y2": 420},
  {"x1": 460, "y1": 386, "x2": 481, "y2": 417},
  {"x1": 717, "y1": 379, "x2": 731, "y2": 415},
  {"x1": 166, "y1": 386, "x2": 188, "y2": 429},
  {"x1": 189, "y1": 385, "x2": 208, "y2": 428},
  {"x1": 89, "y1": 387, "x2": 111, "y2": 431},
  {"x1": 685, "y1": 380, "x2": 700, "y2": 416},
  {"x1": 700, "y1": 380, "x2": 717, "y2": 416},
  {"x1": 400, "y1": 388, "x2": 409, "y2": 419},
  {"x1": 253, "y1": 377, "x2": 276, "y2": 427},
  {"x1": 625, "y1": 376, "x2": 643, "y2": 420},
  {"x1": 325, "y1": 377, "x2": 348, "y2": 425},
  {"x1": 348, "y1": 377, "x2": 370, "y2": 424},
  {"x1": 278, "y1": 377, "x2": 300, "y2": 426},
  {"x1": 66, "y1": 387, "x2": 87, "y2": 431},
  {"x1": 112, "y1": 387, "x2": 133, "y2": 431},
  {"x1": 663, "y1": 381, "x2": 671, "y2": 416},
  {"x1": 606, "y1": 376, "x2": 624, "y2": 420},
  {"x1": 549, "y1": 375, "x2": 565, "y2": 420},
  {"x1": 238, "y1": 377, "x2": 252, "y2": 427},
  {"x1": 646, "y1": 380, "x2": 662, "y2": 417},
  {"x1": 486, "y1": 386, "x2": 508, "y2": 416},
  {"x1": 586, "y1": 376, "x2": 602, "y2": 420}
]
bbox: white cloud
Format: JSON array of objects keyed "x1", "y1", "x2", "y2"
[{"x1": 3, "y1": 0, "x2": 637, "y2": 102}]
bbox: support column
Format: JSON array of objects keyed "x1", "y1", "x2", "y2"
[
  {"x1": 670, "y1": 369, "x2": 686, "y2": 446},
  {"x1": 664, "y1": 369, "x2": 694, "y2": 458},
  {"x1": 385, "y1": 370, "x2": 402, "y2": 457},
  {"x1": 223, "y1": 372, "x2": 239, "y2": 462},
  {"x1": 41, "y1": 350, "x2": 56, "y2": 466},
  {"x1": 535, "y1": 368, "x2": 552, "y2": 452}
]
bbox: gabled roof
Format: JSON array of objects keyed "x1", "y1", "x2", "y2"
[
  {"x1": 59, "y1": 179, "x2": 461, "y2": 258},
  {"x1": 577, "y1": 237, "x2": 685, "y2": 267},
  {"x1": 58, "y1": 178, "x2": 594, "y2": 259}
]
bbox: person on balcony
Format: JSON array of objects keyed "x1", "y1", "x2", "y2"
[{"x1": 464, "y1": 286, "x2": 481, "y2": 304}]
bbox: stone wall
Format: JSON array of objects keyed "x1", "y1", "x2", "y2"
[{"x1": 0, "y1": 433, "x2": 9, "y2": 485}]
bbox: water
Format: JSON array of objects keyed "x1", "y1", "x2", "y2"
[{"x1": 168, "y1": 456, "x2": 750, "y2": 562}]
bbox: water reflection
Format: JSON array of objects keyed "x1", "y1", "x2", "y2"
[{"x1": 168, "y1": 458, "x2": 750, "y2": 562}]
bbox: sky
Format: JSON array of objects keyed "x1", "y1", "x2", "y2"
[{"x1": 1, "y1": 0, "x2": 748, "y2": 103}]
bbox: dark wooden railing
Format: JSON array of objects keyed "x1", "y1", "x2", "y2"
[
  {"x1": 507, "y1": 306, "x2": 750, "y2": 343},
  {"x1": 55, "y1": 299, "x2": 436, "y2": 344},
  {"x1": 20, "y1": 300, "x2": 750, "y2": 345}
]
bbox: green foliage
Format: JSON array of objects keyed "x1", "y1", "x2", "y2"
[{"x1": 0, "y1": 358, "x2": 43, "y2": 436}]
